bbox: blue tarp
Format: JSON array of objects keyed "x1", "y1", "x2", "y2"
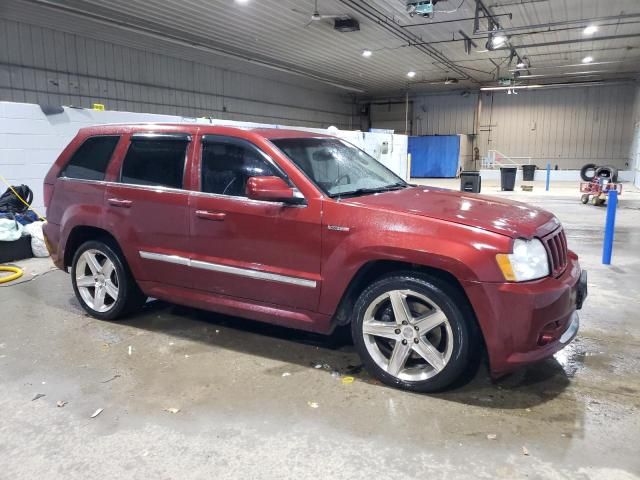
[{"x1": 409, "y1": 135, "x2": 460, "y2": 178}]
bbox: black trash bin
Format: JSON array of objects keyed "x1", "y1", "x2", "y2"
[
  {"x1": 500, "y1": 167, "x2": 517, "y2": 191},
  {"x1": 460, "y1": 171, "x2": 481, "y2": 193},
  {"x1": 522, "y1": 164, "x2": 537, "y2": 181}
]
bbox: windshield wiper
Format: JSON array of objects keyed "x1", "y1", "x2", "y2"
[{"x1": 330, "y1": 182, "x2": 407, "y2": 198}]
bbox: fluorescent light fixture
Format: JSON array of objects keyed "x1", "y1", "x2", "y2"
[
  {"x1": 492, "y1": 35, "x2": 506, "y2": 47},
  {"x1": 583, "y1": 25, "x2": 598, "y2": 35},
  {"x1": 407, "y1": 71, "x2": 416, "y2": 78},
  {"x1": 235, "y1": 0, "x2": 249, "y2": 3},
  {"x1": 582, "y1": 56, "x2": 594, "y2": 63},
  {"x1": 481, "y1": 85, "x2": 543, "y2": 91},
  {"x1": 362, "y1": 50, "x2": 372, "y2": 58}
]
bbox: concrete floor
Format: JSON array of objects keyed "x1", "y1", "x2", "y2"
[{"x1": 1, "y1": 180, "x2": 639, "y2": 479}]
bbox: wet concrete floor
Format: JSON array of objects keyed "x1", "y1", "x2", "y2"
[{"x1": 1, "y1": 183, "x2": 639, "y2": 479}]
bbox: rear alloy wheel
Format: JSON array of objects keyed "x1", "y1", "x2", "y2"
[
  {"x1": 75, "y1": 249, "x2": 120, "y2": 313},
  {"x1": 352, "y1": 273, "x2": 475, "y2": 392},
  {"x1": 71, "y1": 240, "x2": 146, "y2": 320}
]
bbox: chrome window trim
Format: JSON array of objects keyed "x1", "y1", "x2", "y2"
[
  {"x1": 58, "y1": 177, "x2": 189, "y2": 195},
  {"x1": 139, "y1": 251, "x2": 317, "y2": 288},
  {"x1": 189, "y1": 188, "x2": 306, "y2": 207},
  {"x1": 131, "y1": 133, "x2": 192, "y2": 141},
  {"x1": 57, "y1": 177, "x2": 301, "y2": 204}
]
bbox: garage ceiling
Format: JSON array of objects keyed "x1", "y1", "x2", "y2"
[{"x1": 18, "y1": 0, "x2": 640, "y2": 95}]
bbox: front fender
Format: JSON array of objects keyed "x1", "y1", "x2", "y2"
[{"x1": 318, "y1": 202, "x2": 511, "y2": 315}]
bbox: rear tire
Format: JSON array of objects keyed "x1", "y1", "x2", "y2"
[
  {"x1": 71, "y1": 240, "x2": 146, "y2": 320},
  {"x1": 351, "y1": 272, "x2": 478, "y2": 393}
]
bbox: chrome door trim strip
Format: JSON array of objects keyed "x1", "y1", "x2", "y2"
[
  {"x1": 138, "y1": 251, "x2": 317, "y2": 288},
  {"x1": 139, "y1": 251, "x2": 190, "y2": 266}
]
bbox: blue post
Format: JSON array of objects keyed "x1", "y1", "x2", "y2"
[
  {"x1": 602, "y1": 189, "x2": 618, "y2": 265},
  {"x1": 545, "y1": 162, "x2": 551, "y2": 191}
]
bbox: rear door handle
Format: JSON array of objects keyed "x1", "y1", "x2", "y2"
[
  {"x1": 195, "y1": 210, "x2": 226, "y2": 221},
  {"x1": 108, "y1": 198, "x2": 132, "y2": 208}
]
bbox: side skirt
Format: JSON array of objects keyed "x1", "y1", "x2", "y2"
[{"x1": 138, "y1": 281, "x2": 333, "y2": 334}]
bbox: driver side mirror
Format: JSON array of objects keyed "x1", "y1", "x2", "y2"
[{"x1": 246, "y1": 176, "x2": 305, "y2": 205}]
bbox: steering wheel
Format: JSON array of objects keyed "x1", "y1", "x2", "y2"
[{"x1": 333, "y1": 173, "x2": 351, "y2": 186}]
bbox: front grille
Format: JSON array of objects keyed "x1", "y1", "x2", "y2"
[{"x1": 543, "y1": 227, "x2": 568, "y2": 277}]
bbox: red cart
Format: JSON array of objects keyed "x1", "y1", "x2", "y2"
[{"x1": 580, "y1": 177, "x2": 622, "y2": 206}]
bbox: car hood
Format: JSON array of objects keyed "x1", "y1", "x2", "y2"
[{"x1": 343, "y1": 186, "x2": 559, "y2": 238}]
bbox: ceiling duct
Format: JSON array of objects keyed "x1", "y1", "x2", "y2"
[{"x1": 334, "y1": 18, "x2": 360, "y2": 32}]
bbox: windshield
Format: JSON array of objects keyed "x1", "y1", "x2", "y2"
[{"x1": 271, "y1": 137, "x2": 407, "y2": 198}]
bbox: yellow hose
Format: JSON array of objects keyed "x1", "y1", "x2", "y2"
[{"x1": 0, "y1": 266, "x2": 23, "y2": 284}]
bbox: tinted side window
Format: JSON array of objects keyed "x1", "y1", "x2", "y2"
[
  {"x1": 201, "y1": 138, "x2": 278, "y2": 197},
  {"x1": 120, "y1": 138, "x2": 188, "y2": 189},
  {"x1": 61, "y1": 136, "x2": 120, "y2": 181}
]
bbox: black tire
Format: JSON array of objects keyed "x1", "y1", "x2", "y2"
[
  {"x1": 351, "y1": 272, "x2": 478, "y2": 393},
  {"x1": 595, "y1": 165, "x2": 618, "y2": 183},
  {"x1": 580, "y1": 163, "x2": 597, "y2": 182},
  {"x1": 71, "y1": 240, "x2": 146, "y2": 320},
  {"x1": 581, "y1": 194, "x2": 589, "y2": 204}
]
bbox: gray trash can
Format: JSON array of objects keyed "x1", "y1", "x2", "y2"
[
  {"x1": 460, "y1": 171, "x2": 481, "y2": 193},
  {"x1": 522, "y1": 164, "x2": 537, "y2": 181},
  {"x1": 500, "y1": 167, "x2": 517, "y2": 191}
]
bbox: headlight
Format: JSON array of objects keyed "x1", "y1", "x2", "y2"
[{"x1": 496, "y1": 238, "x2": 549, "y2": 282}]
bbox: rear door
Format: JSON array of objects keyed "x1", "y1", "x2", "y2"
[
  {"x1": 188, "y1": 134, "x2": 322, "y2": 311},
  {"x1": 104, "y1": 132, "x2": 193, "y2": 289}
]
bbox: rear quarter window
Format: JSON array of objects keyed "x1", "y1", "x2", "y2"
[{"x1": 60, "y1": 135, "x2": 120, "y2": 181}]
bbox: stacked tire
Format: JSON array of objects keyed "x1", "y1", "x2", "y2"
[{"x1": 580, "y1": 163, "x2": 618, "y2": 182}]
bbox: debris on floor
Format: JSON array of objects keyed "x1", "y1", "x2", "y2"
[
  {"x1": 281, "y1": 372, "x2": 291, "y2": 377},
  {"x1": 31, "y1": 393, "x2": 45, "y2": 401},
  {"x1": 56, "y1": 400, "x2": 67, "y2": 407},
  {"x1": 341, "y1": 376, "x2": 355, "y2": 385},
  {"x1": 307, "y1": 401, "x2": 319, "y2": 409},
  {"x1": 100, "y1": 373, "x2": 121, "y2": 383},
  {"x1": 487, "y1": 434, "x2": 497, "y2": 440},
  {"x1": 164, "y1": 407, "x2": 180, "y2": 414},
  {"x1": 90, "y1": 408, "x2": 104, "y2": 418},
  {"x1": 128, "y1": 346, "x2": 132, "y2": 356},
  {"x1": 522, "y1": 446, "x2": 530, "y2": 456}
]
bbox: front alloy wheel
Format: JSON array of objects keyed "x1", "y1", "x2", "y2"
[
  {"x1": 352, "y1": 273, "x2": 476, "y2": 392},
  {"x1": 362, "y1": 290, "x2": 454, "y2": 381}
]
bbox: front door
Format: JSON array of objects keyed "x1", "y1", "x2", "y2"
[
  {"x1": 188, "y1": 135, "x2": 322, "y2": 311},
  {"x1": 104, "y1": 132, "x2": 193, "y2": 289}
]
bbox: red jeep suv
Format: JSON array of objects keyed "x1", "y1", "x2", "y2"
[{"x1": 43, "y1": 124, "x2": 587, "y2": 392}]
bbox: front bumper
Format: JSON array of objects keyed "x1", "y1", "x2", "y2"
[{"x1": 463, "y1": 252, "x2": 586, "y2": 377}]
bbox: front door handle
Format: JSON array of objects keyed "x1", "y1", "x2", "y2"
[
  {"x1": 195, "y1": 210, "x2": 226, "y2": 221},
  {"x1": 108, "y1": 198, "x2": 132, "y2": 208}
]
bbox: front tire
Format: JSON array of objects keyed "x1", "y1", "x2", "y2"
[
  {"x1": 71, "y1": 240, "x2": 146, "y2": 320},
  {"x1": 351, "y1": 273, "x2": 477, "y2": 393}
]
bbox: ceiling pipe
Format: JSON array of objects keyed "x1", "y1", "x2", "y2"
[
  {"x1": 491, "y1": 33, "x2": 640, "y2": 50},
  {"x1": 474, "y1": 12, "x2": 640, "y2": 35},
  {"x1": 480, "y1": 79, "x2": 634, "y2": 91},
  {"x1": 400, "y1": 12, "x2": 512, "y2": 28}
]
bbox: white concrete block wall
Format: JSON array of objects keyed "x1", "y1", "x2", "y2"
[{"x1": 0, "y1": 101, "x2": 189, "y2": 212}]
